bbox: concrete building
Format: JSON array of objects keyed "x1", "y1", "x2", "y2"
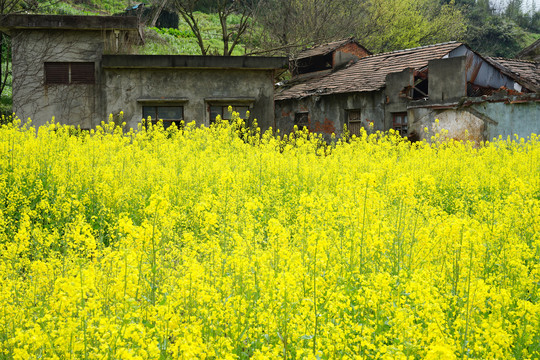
[
  {"x1": 0, "y1": 14, "x2": 287, "y2": 130},
  {"x1": 276, "y1": 41, "x2": 539, "y2": 142}
]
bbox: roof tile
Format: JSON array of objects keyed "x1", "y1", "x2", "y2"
[
  {"x1": 276, "y1": 42, "x2": 463, "y2": 100},
  {"x1": 487, "y1": 57, "x2": 540, "y2": 90}
]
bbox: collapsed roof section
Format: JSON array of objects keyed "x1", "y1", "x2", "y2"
[
  {"x1": 290, "y1": 38, "x2": 371, "y2": 77},
  {"x1": 487, "y1": 57, "x2": 540, "y2": 91},
  {"x1": 276, "y1": 41, "x2": 539, "y2": 101},
  {"x1": 277, "y1": 42, "x2": 463, "y2": 100},
  {"x1": 293, "y1": 38, "x2": 371, "y2": 60}
]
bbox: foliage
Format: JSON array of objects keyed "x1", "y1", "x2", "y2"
[
  {"x1": 0, "y1": 113, "x2": 539, "y2": 359},
  {"x1": 250, "y1": 0, "x2": 361, "y2": 56},
  {"x1": 137, "y1": 14, "x2": 248, "y2": 55},
  {"x1": 35, "y1": 0, "x2": 128, "y2": 15},
  {"x1": 356, "y1": 0, "x2": 467, "y2": 53},
  {"x1": 457, "y1": 0, "x2": 540, "y2": 57},
  {"x1": 172, "y1": 0, "x2": 252, "y2": 55}
]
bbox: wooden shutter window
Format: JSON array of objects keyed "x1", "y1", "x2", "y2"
[
  {"x1": 71, "y1": 62, "x2": 95, "y2": 84},
  {"x1": 347, "y1": 110, "x2": 362, "y2": 136},
  {"x1": 45, "y1": 62, "x2": 69, "y2": 84},
  {"x1": 294, "y1": 112, "x2": 309, "y2": 129}
]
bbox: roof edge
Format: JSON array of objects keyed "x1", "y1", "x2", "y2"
[
  {"x1": 102, "y1": 55, "x2": 288, "y2": 70},
  {"x1": 0, "y1": 14, "x2": 138, "y2": 32}
]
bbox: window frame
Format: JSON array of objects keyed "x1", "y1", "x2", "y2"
[
  {"x1": 142, "y1": 105, "x2": 185, "y2": 129},
  {"x1": 209, "y1": 105, "x2": 251, "y2": 123},
  {"x1": 346, "y1": 109, "x2": 363, "y2": 136},
  {"x1": 205, "y1": 98, "x2": 255, "y2": 126},
  {"x1": 294, "y1": 112, "x2": 309, "y2": 130},
  {"x1": 392, "y1": 112, "x2": 408, "y2": 137}
]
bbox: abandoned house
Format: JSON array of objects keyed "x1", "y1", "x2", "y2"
[
  {"x1": 275, "y1": 41, "x2": 540, "y2": 142},
  {"x1": 0, "y1": 14, "x2": 287, "y2": 130},
  {"x1": 289, "y1": 38, "x2": 371, "y2": 77}
]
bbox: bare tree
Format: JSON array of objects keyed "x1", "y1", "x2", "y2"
[
  {"x1": 250, "y1": 0, "x2": 363, "y2": 56},
  {"x1": 173, "y1": 0, "x2": 254, "y2": 56}
]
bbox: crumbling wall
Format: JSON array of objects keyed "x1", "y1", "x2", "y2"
[
  {"x1": 472, "y1": 101, "x2": 540, "y2": 140},
  {"x1": 385, "y1": 68, "x2": 414, "y2": 131},
  {"x1": 428, "y1": 57, "x2": 467, "y2": 103},
  {"x1": 274, "y1": 91, "x2": 385, "y2": 138},
  {"x1": 410, "y1": 108, "x2": 484, "y2": 142},
  {"x1": 409, "y1": 98, "x2": 539, "y2": 143},
  {"x1": 332, "y1": 43, "x2": 370, "y2": 67}
]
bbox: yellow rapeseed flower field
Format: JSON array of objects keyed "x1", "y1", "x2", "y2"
[{"x1": 0, "y1": 113, "x2": 539, "y2": 359}]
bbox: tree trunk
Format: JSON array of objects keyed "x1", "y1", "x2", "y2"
[
  {"x1": 149, "y1": 0, "x2": 169, "y2": 28},
  {"x1": 220, "y1": 11, "x2": 230, "y2": 56},
  {"x1": 0, "y1": 33, "x2": 4, "y2": 97}
]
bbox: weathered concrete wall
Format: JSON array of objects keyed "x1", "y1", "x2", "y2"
[
  {"x1": 385, "y1": 68, "x2": 413, "y2": 130},
  {"x1": 275, "y1": 91, "x2": 385, "y2": 137},
  {"x1": 409, "y1": 107, "x2": 484, "y2": 142},
  {"x1": 103, "y1": 68, "x2": 277, "y2": 130},
  {"x1": 409, "y1": 100, "x2": 539, "y2": 142},
  {"x1": 11, "y1": 29, "x2": 134, "y2": 128},
  {"x1": 428, "y1": 57, "x2": 467, "y2": 102},
  {"x1": 11, "y1": 27, "x2": 280, "y2": 130},
  {"x1": 472, "y1": 101, "x2": 540, "y2": 140},
  {"x1": 12, "y1": 30, "x2": 103, "y2": 128}
]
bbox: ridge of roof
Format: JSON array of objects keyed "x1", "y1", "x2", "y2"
[
  {"x1": 363, "y1": 41, "x2": 462, "y2": 59},
  {"x1": 488, "y1": 56, "x2": 538, "y2": 64},
  {"x1": 294, "y1": 38, "x2": 369, "y2": 59},
  {"x1": 485, "y1": 56, "x2": 540, "y2": 91},
  {"x1": 517, "y1": 38, "x2": 540, "y2": 56}
]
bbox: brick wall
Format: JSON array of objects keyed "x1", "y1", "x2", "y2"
[{"x1": 337, "y1": 43, "x2": 370, "y2": 59}]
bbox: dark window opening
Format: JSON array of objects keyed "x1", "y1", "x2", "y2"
[
  {"x1": 412, "y1": 78, "x2": 429, "y2": 99},
  {"x1": 292, "y1": 54, "x2": 333, "y2": 76},
  {"x1": 392, "y1": 113, "x2": 408, "y2": 137},
  {"x1": 209, "y1": 105, "x2": 250, "y2": 124},
  {"x1": 143, "y1": 106, "x2": 184, "y2": 129},
  {"x1": 347, "y1": 109, "x2": 362, "y2": 136},
  {"x1": 45, "y1": 62, "x2": 95, "y2": 85},
  {"x1": 467, "y1": 82, "x2": 496, "y2": 97},
  {"x1": 294, "y1": 112, "x2": 309, "y2": 130}
]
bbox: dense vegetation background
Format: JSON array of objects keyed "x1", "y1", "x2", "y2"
[{"x1": 0, "y1": 0, "x2": 539, "y2": 116}]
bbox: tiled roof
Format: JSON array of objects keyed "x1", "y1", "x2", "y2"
[
  {"x1": 276, "y1": 42, "x2": 463, "y2": 100},
  {"x1": 487, "y1": 57, "x2": 540, "y2": 91},
  {"x1": 295, "y1": 38, "x2": 364, "y2": 60}
]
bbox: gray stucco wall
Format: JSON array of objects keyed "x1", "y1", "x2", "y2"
[
  {"x1": 409, "y1": 100, "x2": 539, "y2": 142},
  {"x1": 275, "y1": 91, "x2": 385, "y2": 138},
  {"x1": 385, "y1": 69, "x2": 413, "y2": 131},
  {"x1": 473, "y1": 101, "x2": 540, "y2": 140},
  {"x1": 11, "y1": 29, "x2": 139, "y2": 128},
  {"x1": 11, "y1": 28, "x2": 280, "y2": 131},
  {"x1": 428, "y1": 57, "x2": 467, "y2": 102},
  {"x1": 11, "y1": 29, "x2": 106, "y2": 128},
  {"x1": 102, "y1": 68, "x2": 276, "y2": 130}
]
